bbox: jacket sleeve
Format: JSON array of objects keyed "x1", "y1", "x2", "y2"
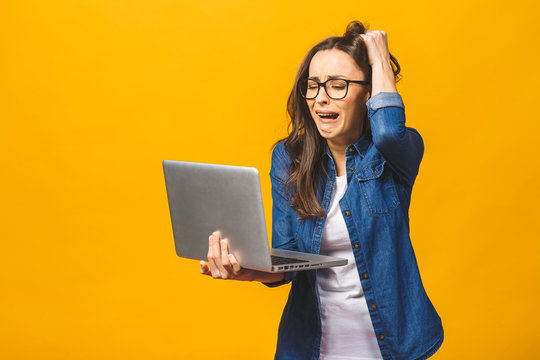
[
  {"x1": 366, "y1": 91, "x2": 424, "y2": 187},
  {"x1": 262, "y1": 141, "x2": 299, "y2": 288}
]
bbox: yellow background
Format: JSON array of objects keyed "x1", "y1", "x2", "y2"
[{"x1": 1, "y1": 0, "x2": 539, "y2": 359}]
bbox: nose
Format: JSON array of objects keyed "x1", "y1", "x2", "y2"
[{"x1": 315, "y1": 84, "x2": 330, "y2": 104}]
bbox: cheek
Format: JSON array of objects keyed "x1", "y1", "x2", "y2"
[
  {"x1": 306, "y1": 100, "x2": 315, "y2": 113},
  {"x1": 337, "y1": 101, "x2": 354, "y2": 121},
  {"x1": 346, "y1": 99, "x2": 365, "y2": 117},
  {"x1": 342, "y1": 103, "x2": 364, "y2": 127}
]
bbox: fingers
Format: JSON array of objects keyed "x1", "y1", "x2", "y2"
[
  {"x1": 358, "y1": 30, "x2": 388, "y2": 48},
  {"x1": 360, "y1": 30, "x2": 387, "y2": 38},
  {"x1": 220, "y1": 239, "x2": 236, "y2": 276},
  {"x1": 220, "y1": 238, "x2": 229, "y2": 265},
  {"x1": 213, "y1": 235, "x2": 229, "y2": 278},
  {"x1": 207, "y1": 232, "x2": 220, "y2": 278},
  {"x1": 220, "y1": 239, "x2": 243, "y2": 277},
  {"x1": 202, "y1": 232, "x2": 246, "y2": 280},
  {"x1": 207, "y1": 231, "x2": 233, "y2": 279},
  {"x1": 358, "y1": 30, "x2": 390, "y2": 68},
  {"x1": 200, "y1": 260, "x2": 211, "y2": 276},
  {"x1": 228, "y1": 253, "x2": 241, "y2": 275}
]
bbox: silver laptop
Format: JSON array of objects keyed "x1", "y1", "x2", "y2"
[{"x1": 162, "y1": 160, "x2": 347, "y2": 272}]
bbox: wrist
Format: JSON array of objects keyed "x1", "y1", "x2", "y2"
[
  {"x1": 371, "y1": 59, "x2": 392, "y2": 71},
  {"x1": 257, "y1": 271, "x2": 284, "y2": 284},
  {"x1": 370, "y1": 61, "x2": 397, "y2": 95}
]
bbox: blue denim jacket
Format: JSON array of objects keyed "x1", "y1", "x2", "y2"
[{"x1": 265, "y1": 92, "x2": 444, "y2": 360}]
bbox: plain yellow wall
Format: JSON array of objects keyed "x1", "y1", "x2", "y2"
[{"x1": 1, "y1": 0, "x2": 539, "y2": 359}]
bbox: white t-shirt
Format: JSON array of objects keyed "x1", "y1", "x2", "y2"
[{"x1": 316, "y1": 174, "x2": 384, "y2": 360}]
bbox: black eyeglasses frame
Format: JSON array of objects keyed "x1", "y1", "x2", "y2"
[{"x1": 298, "y1": 78, "x2": 371, "y2": 100}]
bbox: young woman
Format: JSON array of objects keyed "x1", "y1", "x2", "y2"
[{"x1": 200, "y1": 21, "x2": 444, "y2": 360}]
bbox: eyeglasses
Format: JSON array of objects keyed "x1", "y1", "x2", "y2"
[{"x1": 298, "y1": 78, "x2": 371, "y2": 100}]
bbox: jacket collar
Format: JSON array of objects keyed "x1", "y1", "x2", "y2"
[{"x1": 323, "y1": 132, "x2": 372, "y2": 160}]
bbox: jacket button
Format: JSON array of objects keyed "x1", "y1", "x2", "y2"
[
  {"x1": 348, "y1": 147, "x2": 355, "y2": 153},
  {"x1": 354, "y1": 244, "x2": 359, "y2": 249},
  {"x1": 349, "y1": 166, "x2": 355, "y2": 171},
  {"x1": 379, "y1": 335, "x2": 385, "y2": 340},
  {"x1": 373, "y1": 169, "x2": 378, "y2": 175},
  {"x1": 345, "y1": 211, "x2": 351, "y2": 216},
  {"x1": 362, "y1": 272, "x2": 368, "y2": 279},
  {"x1": 371, "y1": 304, "x2": 377, "y2": 309}
]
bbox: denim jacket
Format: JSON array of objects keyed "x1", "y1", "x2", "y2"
[{"x1": 265, "y1": 92, "x2": 444, "y2": 360}]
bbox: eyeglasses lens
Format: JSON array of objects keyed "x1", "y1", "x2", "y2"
[{"x1": 300, "y1": 79, "x2": 348, "y2": 99}]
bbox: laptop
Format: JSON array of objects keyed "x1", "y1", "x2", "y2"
[{"x1": 162, "y1": 160, "x2": 347, "y2": 272}]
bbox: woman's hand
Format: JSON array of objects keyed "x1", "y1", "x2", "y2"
[
  {"x1": 199, "y1": 231, "x2": 285, "y2": 283},
  {"x1": 200, "y1": 231, "x2": 252, "y2": 281},
  {"x1": 358, "y1": 30, "x2": 391, "y2": 67},
  {"x1": 358, "y1": 30, "x2": 398, "y2": 95}
]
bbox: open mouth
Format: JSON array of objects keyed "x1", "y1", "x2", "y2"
[{"x1": 316, "y1": 111, "x2": 339, "y2": 121}]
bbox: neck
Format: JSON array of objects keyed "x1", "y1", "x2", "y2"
[
  {"x1": 327, "y1": 139, "x2": 350, "y2": 177},
  {"x1": 326, "y1": 129, "x2": 363, "y2": 177}
]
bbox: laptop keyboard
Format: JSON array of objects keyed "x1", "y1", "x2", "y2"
[{"x1": 271, "y1": 255, "x2": 310, "y2": 265}]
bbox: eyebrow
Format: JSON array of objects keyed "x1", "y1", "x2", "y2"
[{"x1": 308, "y1": 75, "x2": 348, "y2": 80}]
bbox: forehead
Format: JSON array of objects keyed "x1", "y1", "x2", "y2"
[{"x1": 308, "y1": 49, "x2": 363, "y2": 79}]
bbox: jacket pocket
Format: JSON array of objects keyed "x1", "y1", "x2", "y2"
[{"x1": 356, "y1": 159, "x2": 400, "y2": 216}]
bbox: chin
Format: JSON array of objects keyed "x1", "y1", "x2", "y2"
[
  {"x1": 316, "y1": 123, "x2": 341, "y2": 139},
  {"x1": 317, "y1": 130, "x2": 337, "y2": 141}
]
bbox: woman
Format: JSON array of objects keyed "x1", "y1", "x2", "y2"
[{"x1": 200, "y1": 21, "x2": 444, "y2": 360}]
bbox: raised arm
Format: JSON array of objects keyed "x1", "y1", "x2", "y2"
[
  {"x1": 366, "y1": 92, "x2": 424, "y2": 187},
  {"x1": 359, "y1": 30, "x2": 424, "y2": 187}
]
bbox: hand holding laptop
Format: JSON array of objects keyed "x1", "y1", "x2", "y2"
[
  {"x1": 199, "y1": 231, "x2": 285, "y2": 283},
  {"x1": 163, "y1": 160, "x2": 347, "y2": 275}
]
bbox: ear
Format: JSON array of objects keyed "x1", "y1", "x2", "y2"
[
  {"x1": 364, "y1": 90, "x2": 371, "y2": 103},
  {"x1": 364, "y1": 84, "x2": 372, "y2": 102}
]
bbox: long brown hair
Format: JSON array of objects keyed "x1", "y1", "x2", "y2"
[{"x1": 273, "y1": 20, "x2": 402, "y2": 220}]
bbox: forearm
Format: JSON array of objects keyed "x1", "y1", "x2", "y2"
[
  {"x1": 255, "y1": 271, "x2": 285, "y2": 283},
  {"x1": 370, "y1": 60, "x2": 398, "y2": 97},
  {"x1": 366, "y1": 90, "x2": 424, "y2": 188}
]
